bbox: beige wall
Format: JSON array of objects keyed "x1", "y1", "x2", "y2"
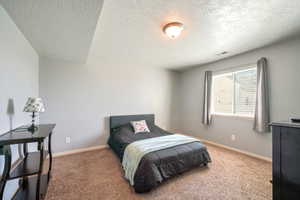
[
  {"x1": 178, "y1": 37, "x2": 300, "y2": 158},
  {"x1": 0, "y1": 6, "x2": 39, "y2": 199},
  {"x1": 39, "y1": 57, "x2": 179, "y2": 153}
]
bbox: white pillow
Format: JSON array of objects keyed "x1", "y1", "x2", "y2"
[{"x1": 130, "y1": 120, "x2": 150, "y2": 134}]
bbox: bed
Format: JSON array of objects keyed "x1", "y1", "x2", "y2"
[{"x1": 107, "y1": 114, "x2": 211, "y2": 193}]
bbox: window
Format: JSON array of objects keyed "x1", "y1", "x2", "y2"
[{"x1": 212, "y1": 67, "x2": 257, "y2": 117}]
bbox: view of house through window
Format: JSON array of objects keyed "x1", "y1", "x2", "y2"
[{"x1": 212, "y1": 67, "x2": 257, "y2": 117}]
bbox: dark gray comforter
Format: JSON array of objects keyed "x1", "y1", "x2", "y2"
[{"x1": 107, "y1": 123, "x2": 211, "y2": 193}]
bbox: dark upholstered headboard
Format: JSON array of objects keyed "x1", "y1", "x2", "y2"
[{"x1": 109, "y1": 114, "x2": 155, "y2": 133}]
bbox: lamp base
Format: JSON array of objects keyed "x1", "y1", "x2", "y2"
[
  {"x1": 28, "y1": 112, "x2": 38, "y2": 133},
  {"x1": 27, "y1": 124, "x2": 37, "y2": 133}
]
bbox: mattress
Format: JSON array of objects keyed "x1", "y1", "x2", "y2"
[{"x1": 107, "y1": 121, "x2": 211, "y2": 193}]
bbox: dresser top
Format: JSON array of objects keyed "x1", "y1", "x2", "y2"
[
  {"x1": 0, "y1": 124, "x2": 56, "y2": 146},
  {"x1": 270, "y1": 121, "x2": 300, "y2": 129}
]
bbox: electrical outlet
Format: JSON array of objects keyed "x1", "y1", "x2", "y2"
[
  {"x1": 66, "y1": 137, "x2": 71, "y2": 144},
  {"x1": 231, "y1": 134, "x2": 236, "y2": 141}
]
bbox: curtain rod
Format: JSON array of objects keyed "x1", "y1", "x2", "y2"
[{"x1": 212, "y1": 62, "x2": 257, "y2": 74}]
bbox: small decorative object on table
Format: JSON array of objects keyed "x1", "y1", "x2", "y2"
[{"x1": 23, "y1": 97, "x2": 45, "y2": 132}]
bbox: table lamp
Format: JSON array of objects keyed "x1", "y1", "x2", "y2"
[{"x1": 23, "y1": 97, "x2": 45, "y2": 132}]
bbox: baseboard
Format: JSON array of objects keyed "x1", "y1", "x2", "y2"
[
  {"x1": 52, "y1": 138, "x2": 271, "y2": 162},
  {"x1": 199, "y1": 138, "x2": 272, "y2": 162},
  {"x1": 53, "y1": 145, "x2": 108, "y2": 158}
]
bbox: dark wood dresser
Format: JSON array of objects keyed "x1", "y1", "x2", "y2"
[{"x1": 271, "y1": 122, "x2": 300, "y2": 200}]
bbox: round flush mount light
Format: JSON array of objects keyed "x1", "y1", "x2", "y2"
[{"x1": 163, "y1": 22, "x2": 184, "y2": 39}]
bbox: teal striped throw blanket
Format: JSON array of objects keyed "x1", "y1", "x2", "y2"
[{"x1": 122, "y1": 134, "x2": 200, "y2": 185}]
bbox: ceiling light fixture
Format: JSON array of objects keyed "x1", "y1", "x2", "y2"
[{"x1": 163, "y1": 22, "x2": 184, "y2": 39}]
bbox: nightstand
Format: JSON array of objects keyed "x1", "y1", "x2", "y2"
[{"x1": 0, "y1": 124, "x2": 55, "y2": 200}]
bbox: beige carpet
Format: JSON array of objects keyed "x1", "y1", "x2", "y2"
[{"x1": 45, "y1": 143, "x2": 272, "y2": 200}]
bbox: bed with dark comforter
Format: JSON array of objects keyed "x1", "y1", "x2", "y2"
[{"x1": 107, "y1": 114, "x2": 211, "y2": 193}]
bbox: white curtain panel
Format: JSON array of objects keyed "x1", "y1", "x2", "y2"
[
  {"x1": 202, "y1": 71, "x2": 213, "y2": 125},
  {"x1": 253, "y1": 57, "x2": 270, "y2": 133}
]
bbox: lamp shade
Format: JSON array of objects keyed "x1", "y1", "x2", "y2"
[{"x1": 23, "y1": 97, "x2": 45, "y2": 113}]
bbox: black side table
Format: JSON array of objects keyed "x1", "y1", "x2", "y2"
[{"x1": 0, "y1": 124, "x2": 55, "y2": 200}]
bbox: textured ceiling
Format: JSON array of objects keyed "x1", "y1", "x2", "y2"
[
  {"x1": 88, "y1": 0, "x2": 300, "y2": 69},
  {"x1": 0, "y1": 0, "x2": 104, "y2": 63},
  {"x1": 1, "y1": 0, "x2": 300, "y2": 69}
]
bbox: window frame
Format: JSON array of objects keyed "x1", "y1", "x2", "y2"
[{"x1": 211, "y1": 66, "x2": 257, "y2": 118}]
